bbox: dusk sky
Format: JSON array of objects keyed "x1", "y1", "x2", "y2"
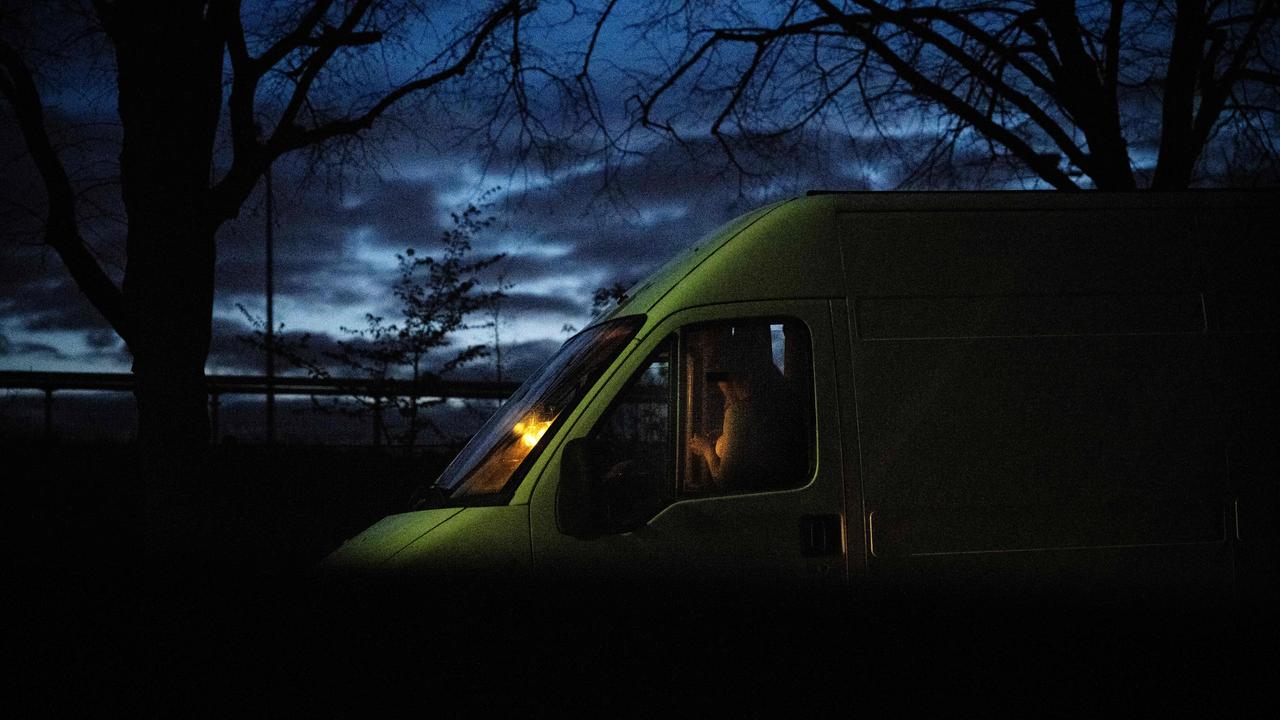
[
  {"x1": 0, "y1": 1, "x2": 886, "y2": 382},
  {"x1": 2, "y1": 1, "x2": 1273, "y2": 385},
  {"x1": 0, "y1": 129, "x2": 864, "y2": 378}
]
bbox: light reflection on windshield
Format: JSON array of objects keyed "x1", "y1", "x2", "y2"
[{"x1": 429, "y1": 316, "x2": 644, "y2": 501}]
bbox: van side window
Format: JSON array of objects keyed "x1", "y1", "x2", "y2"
[
  {"x1": 589, "y1": 338, "x2": 675, "y2": 527},
  {"x1": 681, "y1": 320, "x2": 813, "y2": 495}
]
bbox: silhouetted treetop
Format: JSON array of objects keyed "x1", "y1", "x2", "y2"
[{"x1": 610, "y1": 0, "x2": 1279, "y2": 189}]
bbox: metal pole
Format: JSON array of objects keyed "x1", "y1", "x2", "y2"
[
  {"x1": 265, "y1": 162, "x2": 276, "y2": 446},
  {"x1": 43, "y1": 388, "x2": 53, "y2": 442},
  {"x1": 210, "y1": 392, "x2": 221, "y2": 443}
]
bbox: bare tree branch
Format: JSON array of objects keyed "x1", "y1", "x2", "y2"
[
  {"x1": 205, "y1": 0, "x2": 528, "y2": 222},
  {"x1": 274, "y1": 1, "x2": 525, "y2": 154},
  {"x1": 580, "y1": 0, "x2": 620, "y2": 79},
  {"x1": 0, "y1": 37, "x2": 132, "y2": 343},
  {"x1": 1191, "y1": 1, "x2": 1276, "y2": 159},
  {"x1": 611, "y1": 0, "x2": 1276, "y2": 189},
  {"x1": 253, "y1": 0, "x2": 338, "y2": 74},
  {"x1": 815, "y1": 0, "x2": 1080, "y2": 189},
  {"x1": 851, "y1": 0, "x2": 1095, "y2": 183},
  {"x1": 273, "y1": 0, "x2": 377, "y2": 144},
  {"x1": 1102, "y1": 0, "x2": 1124, "y2": 100}
]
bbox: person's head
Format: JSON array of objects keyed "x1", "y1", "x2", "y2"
[{"x1": 707, "y1": 371, "x2": 751, "y2": 401}]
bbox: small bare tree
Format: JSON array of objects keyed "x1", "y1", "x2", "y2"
[
  {"x1": 330, "y1": 204, "x2": 504, "y2": 447},
  {"x1": 241, "y1": 202, "x2": 506, "y2": 448},
  {"x1": 487, "y1": 270, "x2": 515, "y2": 384}
]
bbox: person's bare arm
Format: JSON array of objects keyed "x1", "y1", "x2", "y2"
[{"x1": 688, "y1": 435, "x2": 722, "y2": 483}]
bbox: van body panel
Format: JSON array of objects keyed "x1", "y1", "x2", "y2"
[
  {"x1": 322, "y1": 508, "x2": 464, "y2": 572},
  {"x1": 384, "y1": 505, "x2": 532, "y2": 578},
  {"x1": 840, "y1": 209, "x2": 1204, "y2": 297},
  {"x1": 833, "y1": 192, "x2": 1277, "y2": 602}
]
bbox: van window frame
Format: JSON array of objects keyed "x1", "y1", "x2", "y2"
[
  {"x1": 568, "y1": 314, "x2": 819, "y2": 531},
  {"x1": 675, "y1": 315, "x2": 817, "y2": 499}
]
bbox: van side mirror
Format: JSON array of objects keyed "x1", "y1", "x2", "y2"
[
  {"x1": 560, "y1": 436, "x2": 667, "y2": 539},
  {"x1": 557, "y1": 437, "x2": 613, "y2": 539}
]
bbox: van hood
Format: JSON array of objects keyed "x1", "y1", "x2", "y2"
[{"x1": 320, "y1": 508, "x2": 463, "y2": 573}]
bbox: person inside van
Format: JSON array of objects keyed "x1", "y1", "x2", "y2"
[{"x1": 686, "y1": 364, "x2": 806, "y2": 493}]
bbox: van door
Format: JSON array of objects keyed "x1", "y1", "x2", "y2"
[{"x1": 528, "y1": 300, "x2": 848, "y2": 589}]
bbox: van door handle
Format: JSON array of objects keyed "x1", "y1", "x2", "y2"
[{"x1": 800, "y1": 514, "x2": 842, "y2": 556}]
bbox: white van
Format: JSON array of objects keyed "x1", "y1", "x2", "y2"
[{"x1": 323, "y1": 191, "x2": 1277, "y2": 614}]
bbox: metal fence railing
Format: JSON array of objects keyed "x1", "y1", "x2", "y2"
[{"x1": 0, "y1": 371, "x2": 519, "y2": 444}]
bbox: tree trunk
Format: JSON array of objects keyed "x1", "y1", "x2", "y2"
[
  {"x1": 1034, "y1": 0, "x2": 1136, "y2": 190},
  {"x1": 126, "y1": 218, "x2": 217, "y2": 533},
  {"x1": 111, "y1": 3, "x2": 225, "y2": 552},
  {"x1": 1152, "y1": 0, "x2": 1207, "y2": 189}
]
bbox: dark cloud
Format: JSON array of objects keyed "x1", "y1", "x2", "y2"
[
  {"x1": 20, "y1": 293, "x2": 112, "y2": 333},
  {"x1": 446, "y1": 338, "x2": 562, "y2": 382},
  {"x1": 493, "y1": 291, "x2": 585, "y2": 318},
  {"x1": 215, "y1": 256, "x2": 386, "y2": 307},
  {"x1": 0, "y1": 338, "x2": 65, "y2": 359},
  {"x1": 461, "y1": 129, "x2": 1004, "y2": 303},
  {"x1": 0, "y1": 252, "x2": 117, "y2": 341},
  {"x1": 218, "y1": 163, "x2": 446, "y2": 260},
  {"x1": 84, "y1": 328, "x2": 120, "y2": 350},
  {"x1": 203, "y1": 312, "x2": 558, "y2": 382},
  {"x1": 205, "y1": 315, "x2": 338, "y2": 376}
]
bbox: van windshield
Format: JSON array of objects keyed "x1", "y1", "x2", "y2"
[{"x1": 424, "y1": 316, "x2": 644, "y2": 503}]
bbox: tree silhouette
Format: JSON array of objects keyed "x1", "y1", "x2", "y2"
[
  {"x1": 611, "y1": 0, "x2": 1279, "y2": 189},
  {"x1": 0, "y1": 1, "x2": 536, "y2": 537},
  {"x1": 240, "y1": 201, "x2": 505, "y2": 448},
  {"x1": 486, "y1": 270, "x2": 516, "y2": 384},
  {"x1": 330, "y1": 203, "x2": 505, "y2": 447},
  {"x1": 591, "y1": 279, "x2": 633, "y2": 316}
]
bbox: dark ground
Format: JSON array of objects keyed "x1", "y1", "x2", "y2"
[
  {"x1": 7, "y1": 441, "x2": 1276, "y2": 714},
  {"x1": 7, "y1": 441, "x2": 449, "y2": 713}
]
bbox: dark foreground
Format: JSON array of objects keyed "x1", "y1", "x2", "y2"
[
  {"x1": 20, "y1": 571, "x2": 1273, "y2": 715},
  {"x1": 9, "y1": 443, "x2": 1276, "y2": 714}
]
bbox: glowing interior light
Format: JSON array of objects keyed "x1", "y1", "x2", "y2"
[{"x1": 518, "y1": 419, "x2": 551, "y2": 448}]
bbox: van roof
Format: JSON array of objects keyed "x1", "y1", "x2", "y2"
[
  {"x1": 804, "y1": 188, "x2": 1277, "y2": 210},
  {"x1": 597, "y1": 189, "x2": 1279, "y2": 331}
]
